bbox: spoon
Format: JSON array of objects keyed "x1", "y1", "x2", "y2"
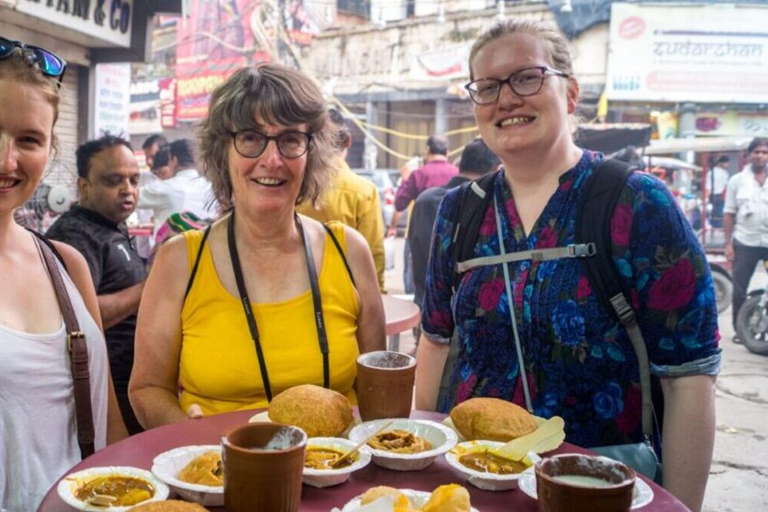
[
  {"x1": 331, "y1": 420, "x2": 394, "y2": 468},
  {"x1": 492, "y1": 416, "x2": 566, "y2": 461},
  {"x1": 85, "y1": 493, "x2": 118, "y2": 507}
]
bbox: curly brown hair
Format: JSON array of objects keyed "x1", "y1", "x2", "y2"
[{"x1": 198, "y1": 64, "x2": 338, "y2": 211}]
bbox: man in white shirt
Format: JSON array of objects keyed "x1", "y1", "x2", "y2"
[
  {"x1": 724, "y1": 137, "x2": 768, "y2": 343},
  {"x1": 137, "y1": 138, "x2": 219, "y2": 238}
]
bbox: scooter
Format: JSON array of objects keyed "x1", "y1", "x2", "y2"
[{"x1": 736, "y1": 260, "x2": 768, "y2": 356}]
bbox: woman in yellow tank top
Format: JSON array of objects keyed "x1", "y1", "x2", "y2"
[{"x1": 129, "y1": 65, "x2": 386, "y2": 428}]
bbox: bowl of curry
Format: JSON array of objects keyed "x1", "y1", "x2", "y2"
[
  {"x1": 445, "y1": 441, "x2": 540, "y2": 491},
  {"x1": 302, "y1": 437, "x2": 372, "y2": 488},
  {"x1": 57, "y1": 466, "x2": 169, "y2": 511},
  {"x1": 150, "y1": 445, "x2": 224, "y2": 507}
]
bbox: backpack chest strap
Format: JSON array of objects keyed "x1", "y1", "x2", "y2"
[{"x1": 456, "y1": 243, "x2": 596, "y2": 273}]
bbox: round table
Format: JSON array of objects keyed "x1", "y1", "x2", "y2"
[
  {"x1": 382, "y1": 295, "x2": 421, "y2": 352},
  {"x1": 39, "y1": 410, "x2": 687, "y2": 511}
]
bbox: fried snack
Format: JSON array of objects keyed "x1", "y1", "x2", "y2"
[
  {"x1": 458, "y1": 450, "x2": 529, "y2": 474},
  {"x1": 304, "y1": 447, "x2": 353, "y2": 470},
  {"x1": 128, "y1": 500, "x2": 209, "y2": 511},
  {"x1": 450, "y1": 398, "x2": 537, "y2": 442},
  {"x1": 269, "y1": 384, "x2": 354, "y2": 438},
  {"x1": 74, "y1": 476, "x2": 154, "y2": 506},
  {"x1": 360, "y1": 486, "x2": 412, "y2": 508},
  {"x1": 421, "y1": 484, "x2": 471, "y2": 512},
  {"x1": 177, "y1": 451, "x2": 223, "y2": 486},
  {"x1": 367, "y1": 429, "x2": 433, "y2": 454}
]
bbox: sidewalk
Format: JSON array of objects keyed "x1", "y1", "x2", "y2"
[{"x1": 385, "y1": 237, "x2": 768, "y2": 511}]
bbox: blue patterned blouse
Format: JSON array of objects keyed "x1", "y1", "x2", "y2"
[{"x1": 422, "y1": 150, "x2": 721, "y2": 448}]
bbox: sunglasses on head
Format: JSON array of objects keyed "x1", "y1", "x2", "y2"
[{"x1": 0, "y1": 37, "x2": 67, "y2": 87}]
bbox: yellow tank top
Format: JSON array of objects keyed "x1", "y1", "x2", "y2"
[{"x1": 179, "y1": 222, "x2": 360, "y2": 416}]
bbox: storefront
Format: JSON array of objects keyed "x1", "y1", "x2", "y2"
[{"x1": 0, "y1": 0, "x2": 182, "y2": 193}]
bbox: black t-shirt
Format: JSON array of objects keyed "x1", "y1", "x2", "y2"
[{"x1": 46, "y1": 206, "x2": 147, "y2": 394}]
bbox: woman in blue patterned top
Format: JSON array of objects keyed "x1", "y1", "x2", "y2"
[{"x1": 415, "y1": 20, "x2": 719, "y2": 512}]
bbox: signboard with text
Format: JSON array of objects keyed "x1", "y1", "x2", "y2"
[
  {"x1": 17, "y1": 0, "x2": 133, "y2": 47},
  {"x1": 607, "y1": 3, "x2": 768, "y2": 103},
  {"x1": 93, "y1": 63, "x2": 131, "y2": 138}
]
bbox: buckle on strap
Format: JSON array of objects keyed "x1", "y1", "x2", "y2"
[
  {"x1": 610, "y1": 294, "x2": 637, "y2": 327},
  {"x1": 567, "y1": 243, "x2": 596, "y2": 258},
  {"x1": 67, "y1": 331, "x2": 85, "y2": 353}
]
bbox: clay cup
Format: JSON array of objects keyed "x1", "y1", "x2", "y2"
[{"x1": 356, "y1": 351, "x2": 416, "y2": 421}]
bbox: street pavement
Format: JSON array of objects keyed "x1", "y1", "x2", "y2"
[{"x1": 384, "y1": 236, "x2": 768, "y2": 511}]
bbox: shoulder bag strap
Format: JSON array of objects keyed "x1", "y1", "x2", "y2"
[{"x1": 34, "y1": 236, "x2": 95, "y2": 459}]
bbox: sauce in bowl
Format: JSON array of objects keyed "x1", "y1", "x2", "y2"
[
  {"x1": 458, "y1": 450, "x2": 530, "y2": 475},
  {"x1": 74, "y1": 475, "x2": 155, "y2": 506},
  {"x1": 304, "y1": 447, "x2": 354, "y2": 470}
]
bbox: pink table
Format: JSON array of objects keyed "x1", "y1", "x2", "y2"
[
  {"x1": 382, "y1": 295, "x2": 420, "y2": 352},
  {"x1": 39, "y1": 410, "x2": 687, "y2": 511}
]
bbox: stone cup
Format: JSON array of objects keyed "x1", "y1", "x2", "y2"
[
  {"x1": 356, "y1": 351, "x2": 416, "y2": 421},
  {"x1": 534, "y1": 454, "x2": 636, "y2": 512},
  {"x1": 222, "y1": 422, "x2": 307, "y2": 512}
]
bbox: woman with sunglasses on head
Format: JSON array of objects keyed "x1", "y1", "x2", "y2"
[
  {"x1": 129, "y1": 64, "x2": 385, "y2": 427},
  {"x1": 0, "y1": 40, "x2": 127, "y2": 510},
  {"x1": 415, "y1": 20, "x2": 719, "y2": 511}
]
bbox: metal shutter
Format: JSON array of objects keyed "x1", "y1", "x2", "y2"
[{"x1": 46, "y1": 64, "x2": 81, "y2": 194}]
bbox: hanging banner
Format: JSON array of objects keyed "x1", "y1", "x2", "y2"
[
  {"x1": 93, "y1": 63, "x2": 131, "y2": 138},
  {"x1": 159, "y1": 78, "x2": 177, "y2": 129},
  {"x1": 129, "y1": 79, "x2": 161, "y2": 135}
]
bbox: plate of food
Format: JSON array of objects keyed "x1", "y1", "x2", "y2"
[
  {"x1": 333, "y1": 484, "x2": 479, "y2": 512},
  {"x1": 57, "y1": 466, "x2": 169, "y2": 511},
  {"x1": 445, "y1": 441, "x2": 539, "y2": 491},
  {"x1": 151, "y1": 445, "x2": 223, "y2": 506},
  {"x1": 518, "y1": 467, "x2": 654, "y2": 509},
  {"x1": 347, "y1": 418, "x2": 458, "y2": 471},
  {"x1": 248, "y1": 384, "x2": 358, "y2": 437},
  {"x1": 302, "y1": 437, "x2": 372, "y2": 488}
]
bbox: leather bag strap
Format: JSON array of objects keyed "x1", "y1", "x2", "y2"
[{"x1": 35, "y1": 236, "x2": 95, "y2": 459}]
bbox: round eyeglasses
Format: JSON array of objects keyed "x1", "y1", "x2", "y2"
[
  {"x1": 0, "y1": 37, "x2": 67, "y2": 88},
  {"x1": 465, "y1": 66, "x2": 569, "y2": 105},
  {"x1": 230, "y1": 130, "x2": 312, "y2": 159}
]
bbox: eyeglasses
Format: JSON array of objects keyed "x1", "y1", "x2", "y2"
[
  {"x1": 465, "y1": 66, "x2": 569, "y2": 105},
  {"x1": 0, "y1": 37, "x2": 67, "y2": 88},
  {"x1": 230, "y1": 129, "x2": 312, "y2": 159}
]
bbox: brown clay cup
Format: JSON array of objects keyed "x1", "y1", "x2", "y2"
[
  {"x1": 534, "y1": 454, "x2": 636, "y2": 512},
  {"x1": 356, "y1": 351, "x2": 416, "y2": 421},
  {"x1": 222, "y1": 422, "x2": 307, "y2": 512}
]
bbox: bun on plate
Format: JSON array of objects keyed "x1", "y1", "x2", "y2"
[
  {"x1": 450, "y1": 398, "x2": 537, "y2": 442},
  {"x1": 269, "y1": 384, "x2": 353, "y2": 438},
  {"x1": 128, "y1": 500, "x2": 208, "y2": 511},
  {"x1": 421, "y1": 484, "x2": 471, "y2": 512}
]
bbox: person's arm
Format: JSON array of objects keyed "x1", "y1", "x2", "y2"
[
  {"x1": 128, "y1": 235, "x2": 192, "y2": 428},
  {"x1": 136, "y1": 180, "x2": 165, "y2": 210},
  {"x1": 723, "y1": 174, "x2": 738, "y2": 261},
  {"x1": 415, "y1": 334, "x2": 450, "y2": 411},
  {"x1": 98, "y1": 281, "x2": 144, "y2": 330},
  {"x1": 660, "y1": 375, "x2": 716, "y2": 512},
  {"x1": 356, "y1": 187, "x2": 386, "y2": 291},
  {"x1": 343, "y1": 226, "x2": 386, "y2": 354},
  {"x1": 53, "y1": 242, "x2": 129, "y2": 443},
  {"x1": 394, "y1": 172, "x2": 418, "y2": 212},
  {"x1": 723, "y1": 213, "x2": 736, "y2": 261}
]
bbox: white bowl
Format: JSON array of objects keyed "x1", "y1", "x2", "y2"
[
  {"x1": 347, "y1": 419, "x2": 458, "y2": 471},
  {"x1": 151, "y1": 445, "x2": 224, "y2": 507},
  {"x1": 334, "y1": 488, "x2": 480, "y2": 512},
  {"x1": 302, "y1": 437, "x2": 372, "y2": 488},
  {"x1": 57, "y1": 466, "x2": 170, "y2": 511},
  {"x1": 445, "y1": 440, "x2": 540, "y2": 491}
]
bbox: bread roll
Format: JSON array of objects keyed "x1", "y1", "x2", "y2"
[
  {"x1": 268, "y1": 384, "x2": 353, "y2": 438},
  {"x1": 128, "y1": 500, "x2": 208, "y2": 511},
  {"x1": 450, "y1": 397, "x2": 537, "y2": 442}
]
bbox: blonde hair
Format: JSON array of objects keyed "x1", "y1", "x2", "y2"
[
  {"x1": 469, "y1": 19, "x2": 574, "y2": 80},
  {"x1": 198, "y1": 64, "x2": 338, "y2": 210}
]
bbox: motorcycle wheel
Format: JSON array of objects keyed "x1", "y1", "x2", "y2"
[
  {"x1": 736, "y1": 295, "x2": 768, "y2": 356},
  {"x1": 711, "y1": 269, "x2": 732, "y2": 314}
]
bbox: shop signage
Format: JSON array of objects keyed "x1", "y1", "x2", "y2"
[
  {"x1": 93, "y1": 63, "x2": 131, "y2": 138},
  {"x1": 18, "y1": 0, "x2": 133, "y2": 48},
  {"x1": 696, "y1": 111, "x2": 768, "y2": 138},
  {"x1": 128, "y1": 79, "x2": 160, "y2": 135},
  {"x1": 607, "y1": 3, "x2": 768, "y2": 103},
  {"x1": 159, "y1": 78, "x2": 177, "y2": 129}
]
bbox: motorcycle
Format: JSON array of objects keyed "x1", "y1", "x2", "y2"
[{"x1": 736, "y1": 260, "x2": 768, "y2": 356}]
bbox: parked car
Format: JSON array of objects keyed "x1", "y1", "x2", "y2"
[{"x1": 353, "y1": 168, "x2": 408, "y2": 235}]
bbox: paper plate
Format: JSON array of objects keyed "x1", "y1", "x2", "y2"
[
  {"x1": 151, "y1": 445, "x2": 224, "y2": 507},
  {"x1": 57, "y1": 466, "x2": 169, "y2": 511}
]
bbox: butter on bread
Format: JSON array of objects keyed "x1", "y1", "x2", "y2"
[
  {"x1": 450, "y1": 398, "x2": 537, "y2": 442},
  {"x1": 269, "y1": 384, "x2": 354, "y2": 438}
]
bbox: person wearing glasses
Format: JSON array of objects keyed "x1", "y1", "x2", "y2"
[
  {"x1": 129, "y1": 64, "x2": 385, "y2": 428},
  {"x1": 415, "y1": 21, "x2": 719, "y2": 512},
  {"x1": 0, "y1": 39, "x2": 127, "y2": 510},
  {"x1": 137, "y1": 138, "x2": 219, "y2": 239}
]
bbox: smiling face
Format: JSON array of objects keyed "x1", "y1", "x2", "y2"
[
  {"x1": 228, "y1": 118, "x2": 309, "y2": 216},
  {"x1": 78, "y1": 145, "x2": 140, "y2": 224},
  {"x1": 470, "y1": 32, "x2": 578, "y2": 161},
  {"x1": 0, "y1": 79, "x2": 55, "y2": 216}
]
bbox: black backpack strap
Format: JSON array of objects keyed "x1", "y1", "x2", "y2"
[
  {"x1": 184, "y1": 224, "x2": 212, "y2": 301},
  {"x1": 28, "y1": 229, "x2": 67, "y2": 271},
  {"x1": 322, "y1": 223, "x2": 356, "y2": 287},
  {"x1": 576, "y1": 158, "x2": 658, "y2": 440},
  {"x1": 451, "y1": 171, "x2": 498, "y2": 289}
]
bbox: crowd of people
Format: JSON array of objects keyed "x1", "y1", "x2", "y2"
[{"x1": 0, "y1": 19, "x2": 739, "y2": 512}]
